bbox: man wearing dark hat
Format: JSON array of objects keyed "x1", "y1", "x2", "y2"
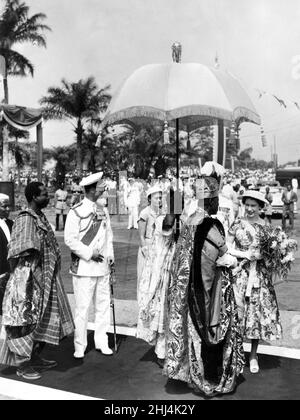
[{"x1": 65, "y1": 172, "x2": 114, "y2": 358}]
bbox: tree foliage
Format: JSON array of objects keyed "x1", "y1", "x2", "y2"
[
  {"x1": 40, "y1": 77, "x2": 111, "y2": 172},
  {"x1": 43, "y1": 145, "x2": 77, "y2": 186},
  {"x1": 0, "y1": 0, "x2": 51, "y2": 80}
]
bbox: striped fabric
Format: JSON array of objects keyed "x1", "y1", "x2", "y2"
[{"x1": 0, "y1": 209, "x2": 74, "y2": 366}]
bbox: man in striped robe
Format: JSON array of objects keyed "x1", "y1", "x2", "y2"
[{"x1": 0, "y1": 182, "x2": 74, "y2": 381}]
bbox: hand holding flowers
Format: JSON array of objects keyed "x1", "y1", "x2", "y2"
[{"x1": 256, "y1": 225, "x2": 298, "y2": 280}]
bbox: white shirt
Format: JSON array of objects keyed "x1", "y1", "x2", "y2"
[
  {"x1": 0, "y1": 218, "x2": 10, "y2": 242},
  {"x1": 126, "y1": 183, "x2": 141, "y2": 207},
  {"x1": 64, "y1": 198, "x2": 114, "y2": 277},
  {"x1": 292, "y1": 179, "x2": 298, "y2": 191}
]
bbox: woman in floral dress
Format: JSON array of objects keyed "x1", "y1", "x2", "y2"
[
  {"x1": 137, "y1": 185, "x2": 176, "y2": 367},
  {"x1": 228, "y1": 190, "x2": 282, "y2": 374}
]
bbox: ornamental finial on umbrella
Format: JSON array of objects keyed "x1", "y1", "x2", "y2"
[{"x1": 172, "y1": 42, "x2": 182, "y2": 63}]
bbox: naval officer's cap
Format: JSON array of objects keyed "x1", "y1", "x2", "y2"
[{"x1": 79, "y1": 172, "x2": 103, "y2": 188}]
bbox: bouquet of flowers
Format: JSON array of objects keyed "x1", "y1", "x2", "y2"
[{"x1": 256, "y1": 225, "x2": 298, "y2": 280}]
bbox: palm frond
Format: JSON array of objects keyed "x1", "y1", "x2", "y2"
[{"x1": 1, "y1": 47, "x2": 34, "y2": 76}]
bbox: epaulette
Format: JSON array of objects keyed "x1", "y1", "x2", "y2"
[
  {"x1": 72, "y1": 202, "x2": 83, "y2": 210},
  {"x1": 71, "y1": 202, "x2": 94, "y2": 220}
]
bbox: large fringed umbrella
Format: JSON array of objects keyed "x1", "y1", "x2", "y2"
[
  {"x1": 101, "y1": 43, "x2": 260, "y2": 177},
  {"x1": 101, "y1": 43, "x2": 261, "y2": 232}
]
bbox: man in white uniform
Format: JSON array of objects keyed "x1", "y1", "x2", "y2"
[
  {"x1": 126, "y1": 178, "x2": 141, "y2": 229},
  {"x1": 292, "y1": 177, "x2": 299, "y2": 211},
  {"x1": 54, "y1": 182, "x2": 69, "y2": 231},
  {"x1": 64, "y1": 172, "x2": 114, "y2": 358}
]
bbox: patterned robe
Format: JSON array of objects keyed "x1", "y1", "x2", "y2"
[
  {"x1": 164, "y1": 216, "x2": 245, "y2": 397},
  {"x1": 0, "y1": 209, "x2": 74, "y2": 366}
]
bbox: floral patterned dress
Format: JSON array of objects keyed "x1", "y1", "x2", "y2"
[
  {"x1": 136, "y1": 207, "x2": 175, "y2": 358},
  {"x1": 229, "y1": 219, "x2": 282, "y2": 341}
]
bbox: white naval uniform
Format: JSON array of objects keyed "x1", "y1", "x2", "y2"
[
  {"x1": 64, "y1": 197, "x2": 114, "y2": 355},
  {"x1": 126, "y1": 183, "x2": 141, "y2": 229}
]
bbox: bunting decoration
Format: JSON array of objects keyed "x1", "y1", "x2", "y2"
[
  {"x1": 256, "y1": 89, "x2": 299, "y2": 111},
  {"x1": 214, "y1": 52, "x2": 220, "y2": 69},
  {"x1": 273, "y1": 95, "x2": 287, "y2": 108},
  {"x1": 294, "y1": 102, "x2": 300, "y2": 110}
]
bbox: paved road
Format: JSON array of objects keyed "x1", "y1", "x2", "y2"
[{"x1": 1, "y1": 210, "x2": 300, "y2": 400}]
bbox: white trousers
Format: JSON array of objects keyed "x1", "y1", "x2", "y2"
[
  {"x1": 128, "y1": 206, "x2": 139, "y2": 228},
  {"x1": 73, "y1": 275, "x2": 111, "y2": 354}
]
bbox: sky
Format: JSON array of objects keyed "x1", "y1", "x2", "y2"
[{"x1": 3, "y1": 0, "x2": 300, "y2": 164}]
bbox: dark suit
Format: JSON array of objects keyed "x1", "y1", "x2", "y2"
[{"x1": 0, "y1": 218, "x2": 13, "y2": 276}]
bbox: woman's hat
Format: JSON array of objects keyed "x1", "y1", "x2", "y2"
[
  {"x1": 146, "y1": 184, "x2": 163, "y2": 197},
  {"x1": 0, "y1": 193, "x2": 9, "y2": 202},
  {"x1": 242, "y1": 190, "x2": 268, "y2": 206}
]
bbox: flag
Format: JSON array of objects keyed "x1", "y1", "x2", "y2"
[
  {"x1": 0, "y1": 55, "x2": 6, "y2": 78},
  {"x1": 214, "y1": 52, "x2": 220, "y2": 69},
  {"x1": 273, "y1": 95, "x2": 287, "y2": 108},
  {"x1": 256, "y1": 89, "x2": 267, "y2": 99},
  {"x1": 294, "y1": 102, "x2": 300, "y2": 110}
]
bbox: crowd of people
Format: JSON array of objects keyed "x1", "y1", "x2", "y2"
[{"x1": 0, "y1": 162, "x2": 298, "y2": 397}]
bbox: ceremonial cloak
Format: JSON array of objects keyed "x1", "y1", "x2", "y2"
[{"x1": 164, "y1": 215, "x2": 245, "y2": 397}]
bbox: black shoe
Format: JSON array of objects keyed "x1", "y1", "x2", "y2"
[
  {"x1": 31, "y1": 356, "x2": 58, "y2": 370},
  {"x1": 17, "y1": 366, "x2": 42, "y2": 381}
]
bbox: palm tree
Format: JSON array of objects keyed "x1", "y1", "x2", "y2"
[
  {"x1": 0, "y1": 0, "x2": 51, "y2": 102},
  {"x1": 40, "y1": 77, "x2": 111, "y2": 172},
  {"x1": 0, "y1": 0, "x2": 51, "y2": 181}
]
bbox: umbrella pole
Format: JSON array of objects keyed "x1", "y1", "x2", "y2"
[
  {"x1": 175, "y1": 118, "x2": 180, "y2": 240},
  {"x1": 176, "y1": 118, "x2": 180, "y2": 181}
]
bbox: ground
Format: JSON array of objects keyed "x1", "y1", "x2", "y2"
[{"x1": 0, "y1": 207, "x2": 300, "y2": 400}]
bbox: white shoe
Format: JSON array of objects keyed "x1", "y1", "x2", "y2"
[
  {"x1": 96, "y1": 345, "x2": 113, "y2": 356},
  {"x1": 250, "y1": 358, "x2": 259, "y2": 374},
  {"x1": 73, "y1": 351, "x2": 84, "y2": 359}
]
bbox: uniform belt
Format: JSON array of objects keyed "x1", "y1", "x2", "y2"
[{"x1": 57, "y1": 199, "x2": 67, "y2": 202}]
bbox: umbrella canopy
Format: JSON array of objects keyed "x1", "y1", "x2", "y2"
[{"x1": 102, "y1": 62, "x2": 261, "y2": 128}]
